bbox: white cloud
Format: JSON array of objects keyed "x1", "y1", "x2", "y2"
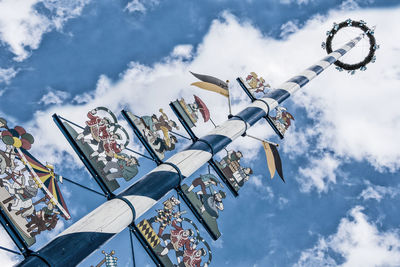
[
  {"x1": 280, "y1": 20, "x2": 300, "y2": 38},
  {"x1": 340, "y1": 0, "x2": 375, "y2": 11},
  {"x1": 0, "y1": 0, "x2": 89, "y2": 61},
  {"x1": 0, "y1": 67, "x2": 18, "y2": 84},
  {"x1": 171, "y1": 44, "x2": 193, "y2": 59},
  {"x1": 295, "y1": 206, "x2": 400, "y2": 267},
  {"x1": 297, "y1": 154, "x2": 341, "y2": 193},
  {"x1": 72, "y1": 92, "x2": 95, "y2": 104},
  {"x1": 0, "y1": 227, "x2": 21, "y2": 267},
  {"x1": 38, "y1": 89, "x2": 70, "y2": 105},
  {"x1": 248, "y1": 175, "x2": 275, "y2": 200},
  {"x1": 124, "y1": 0, "x2": 159, "y2": 14},
  {"x1": 280, "y1": 0, "x2": 313, "y2": 5},
  {"x1": 359, "y1": 182, "x2": 399, "y2": 202}
]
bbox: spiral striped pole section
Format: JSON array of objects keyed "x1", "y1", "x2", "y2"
[{"x1": 18, "y1": 34, "x2": 363, "y2": 266}]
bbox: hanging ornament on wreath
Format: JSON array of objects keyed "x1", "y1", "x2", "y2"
[{"x1": 321, "y1": 19, "x2": 378, "y2": 75}]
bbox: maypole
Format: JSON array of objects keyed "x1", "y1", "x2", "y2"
[{"x1": 17, "y1": 24, "x2": 374, "y2": 266}]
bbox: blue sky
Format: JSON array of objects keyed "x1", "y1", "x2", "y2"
[{"x1": 1, "y1": 0, "x2": 400, "y2": 266}]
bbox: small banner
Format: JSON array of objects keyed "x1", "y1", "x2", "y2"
[
  {"x1": 262, "y1": 141, "x2": 284, "y2": 182},
  {"x1": 190, "y1": 71, "x2": 229, "y2": 98},
  {"x1": 0, "y1": 117, "x2": 70, "y2": 247},
  {"x1": 123, "y1": 109, "x2": 180, "y2": 162},
  {"x1": 56, "y1": 107, "x2": 140, "y2": 193},
  {"x1": 134, "y1": 196, "x2": 212, "y2": 267},
  {"x1": 213, "y1": 150, "x2": 253, "y2": 195}
]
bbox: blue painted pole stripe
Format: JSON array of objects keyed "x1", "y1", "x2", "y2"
[
  {"x1": 22, "y1": 232, "x2": 113, "y2": 267},
  {"x1": 307, "y1": 65, "x2": 324, "y2": 75},
  {"x1": 234, "y1": 106, "x2": 267, "y2": 126},
  {"x1": 334, "y1": 48, "x2": 347, "y2": 56},
  {"x1": 322, "y1": 55, "x2": 336, "y2": 64},
  {"x1": 287, "y1": 75, "x2": 309, "y2": 87},
  {"x1": 121, "y1": 170, "x2": 182, "y2": 200},
  {"x1": 264, "y1": 89, "x2": 291, "y2": 104},
  {"x1": 197, "y1": 134, "x2": 233, "y2": 153}
]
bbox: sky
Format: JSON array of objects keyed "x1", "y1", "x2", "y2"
[{"x1": 0, "y1": 0, "x2": 400, "y2": 266}]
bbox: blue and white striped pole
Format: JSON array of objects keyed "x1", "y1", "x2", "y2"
[{"x1": 17, "y1": 35, "x2": 363, "y2": 267}]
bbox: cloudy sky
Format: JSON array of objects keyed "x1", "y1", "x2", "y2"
[{"x1": 1, "y1": 0, "x2": 400, "y2": 266}]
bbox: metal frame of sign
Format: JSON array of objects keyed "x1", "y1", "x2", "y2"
[
  {"x1": 121, "y1": 110, "x2": 163, "y2": 165},
  {"x1": 0, "y1": 208, "x2": 31, "y2": 256},
  {"x1": 236, "y1": 77, "x2": 285, "y2": 139},
  {"x1": 53, "y1": 114, "x2": 116, "y2": 199},
  {"x1": 129, "y1": 223, "x2": 165, "y2": 267}
]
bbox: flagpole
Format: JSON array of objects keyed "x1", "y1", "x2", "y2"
[
  {"x1": 227, "y1": 81, "x2": 232, "y2": 115},
  {"x1": 245, "y1": 134, "x2": 279, "y2": 147},
  {"x1": 18, "y1": 34, "x2": 364, "y2": 267}
]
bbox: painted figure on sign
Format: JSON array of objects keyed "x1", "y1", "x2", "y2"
[
  {"x1": 2, "y1": 175, "x2": 38, "y2": 218},
  {"x1": 76, "y1": 108, "x2": 113, "y2": 145},
  {"x1": 131, "y1": 109, "x2": 179, "y2": 158},
  {"x1": 199, "y1": 190, "x2": 226, "y2": 219},
  {"x1": 186, "y1": 173, "x2": 226, "y2": 218},
  {"x1": 160, "y1": 218, "x2": 194, "y2": 256},
  {"x1": 217, "y1": 150, "x2": 253, "y2": 190},
  {"x1": 270, "y1": 106, "x2": 295, "y2": 135},
  {"x1": 148, "y1": 196, "x2": 184, "y2": 236},
  {"x1": 102, "y1": 153, "x2": 139, "y2": 182},
  {"x1": 245, "y1": 72, "x2": 271, "y2": 95},
  {"x1": 26, "y1": 202, "x2": 60, "y2": 237},
  {"x1": 181, "y1": 247, "x2": 208, "y2": 267}
]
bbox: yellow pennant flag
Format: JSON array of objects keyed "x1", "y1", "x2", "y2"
[
  {"x1": 262, "y1": 141, "x2": 276, "y2": 179},
  {"x1": 191, "y1": 81, "x2": 229, "y2": 98}
]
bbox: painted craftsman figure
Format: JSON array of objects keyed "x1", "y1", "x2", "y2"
[
  {"x1": 186, "y1": 173, "x2": 226, "y2": 218},
  {"x1": 26, "y1": 202, "x2": 60, "y2": 237},
  {"x1": 134, "y1": 109, "x2": 179, "y2": 155},
  {"x1": 180, "y1": 246, "x2": 208, "y2": 267},
  {"x1": 217, "y1": 150, "x2": 253, "y2": 189},
  {"x1": 245, "y1": 72, "x2": 271, "y2": 95},
  {"x1": 160, "y1": 218, "x2": 194, "y2": 256},
  {"x1": 270, "y1": 106, "x2": 295, "y2": 135},
  {"x1": 76, "y1": 108, "x2": 112, "y2": 148},
  {"x1": 160, "y1": 218, "x2": 209, "y2": 267},
  {"x1": 148, "y1": 196, "x2": 184, "y2": 236},
  {"x1": 102, "y1": 153, "x2": 139, "y2": 182}
]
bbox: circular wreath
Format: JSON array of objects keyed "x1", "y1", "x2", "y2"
[{"x1": 325, "y1": 19, "x2": 377, "y2": 71}]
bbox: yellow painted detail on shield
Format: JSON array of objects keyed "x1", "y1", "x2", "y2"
[
  {"x1": 137, "y1": 219, "x2": 160, "y2": 248},
  {"x1": 160, "y1": 126, "x2": 170, "y2": 147}
]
